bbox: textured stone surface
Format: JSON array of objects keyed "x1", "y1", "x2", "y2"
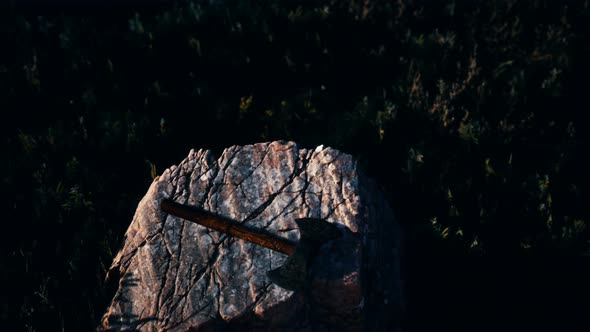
[{"x1": 100, "y1": 141, "x2": 402, "y2": 331}]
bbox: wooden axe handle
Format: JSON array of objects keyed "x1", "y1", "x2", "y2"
[{"x1": 160, "y1": 199, "x2": 296, "y2": 256}]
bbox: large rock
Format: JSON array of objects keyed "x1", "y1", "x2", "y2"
[{"x1": 100, "y1": 141, "x2": 402, "y2": 331}]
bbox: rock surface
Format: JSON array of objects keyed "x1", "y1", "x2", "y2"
[{"x1": 100, "y1": 141, "x2": 402, "y2": 331}]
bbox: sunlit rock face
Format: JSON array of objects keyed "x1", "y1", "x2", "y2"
[{"x1": 100, "y1": 141, "x2": 402, "y2": 331}]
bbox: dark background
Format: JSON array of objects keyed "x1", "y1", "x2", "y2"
[{"x1": 2, "y1": 0, "x2": 589, "y2": 331}]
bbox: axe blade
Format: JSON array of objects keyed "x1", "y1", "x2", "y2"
[{"x1": 267, "y1": 218, "x2": 342, "y2": 291}]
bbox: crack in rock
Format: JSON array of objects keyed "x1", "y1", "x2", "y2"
[{"x1": 100, "y1": 141, "x2": 402, "y2": 331}]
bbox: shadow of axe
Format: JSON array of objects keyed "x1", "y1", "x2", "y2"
[{"x1": 160, "y1": 198, "x2": 342, "y2": 291}]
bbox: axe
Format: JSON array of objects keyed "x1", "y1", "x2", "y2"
[{"x1": 160, "y1": 199, "x2": 342, "y2": 291}]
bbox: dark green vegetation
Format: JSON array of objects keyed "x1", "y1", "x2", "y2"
[{"x1": 2, "y1": 0, "x2": 589, "y2": 331}]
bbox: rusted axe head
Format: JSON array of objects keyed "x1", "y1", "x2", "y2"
[
  {"x1": 267, "y1": 217, "x2": 342, "y2": 291},
  {"x1": 160, "y1": 199, "x2": 342, "y2": 291}
]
